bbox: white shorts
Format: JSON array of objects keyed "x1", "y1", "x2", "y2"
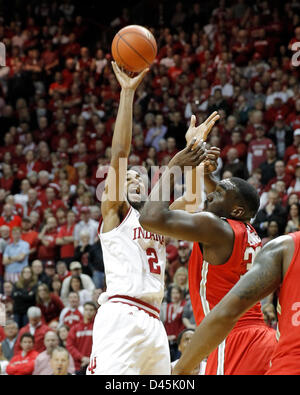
[{"x1": 86, "y1": 296, "x2": 171, "y2": 375}]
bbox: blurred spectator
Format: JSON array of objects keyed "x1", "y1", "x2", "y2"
[
  {"x1": 73, "y1": 230, "x2": 93, "y2": 277},
  {"x1": 36, "y1": 283, "x2": 64, "y2": 324},
  {"x1": 66, "y1": 301, "x2": 96, "y2": 374},
  {"x1": 59, "y1": 292, "x2": 84, "y2": 328},
  {"x1": 261, "y1": 220, "x2": 280, "y2": 247},
  {"x1": 268, "y1": 114, "x2": 293, "y2": 159},
  {"x1": 55, "y1": 210, "x2": 76, "y2": 264},
  {"x1": 60, "y1": 262, "x2": 95, "y2": 305},
  {"x1": 0, "y1": 203, "x2": 22, "y2": 231},
  {"x1": 266, "y1": 160, "x2": 293, "y2": 191},
  {"x1": 6, "y1": 333, "x2": 38, "y2": 376},
  {"x1": 253, "y1": 189, "x2": 287, "y2": 238},
  {"x1": 11, "y1": 266, "x2": 38, "y2": 329},
  {"x1": 285, "y1": 203, "x2": 300, "y2": 234},
  {"x1": 33, "y1": 331, "x2": 75, "y2": 375},
  {"x1": 56, "y1": 261, "x2": 71, "y2": 283},
  {"x1": 247, "y1": 126, "x2": 274, "y2": 175},
  {"x1": 20, "y1": 217, "x2": 39, "y2": 261},
  {"x1": 57, "y1": 325, "x2": 71, "y2": 348},
  {"x1": 51, "y1": 347, "x2": 72, "y2": 376},
  {"x1": 259, "y1": 143, "x2": 278, "y2": 186},
  {"x1": 3, "y1": 227, "x2": 30, "y2": 284},
  {"x1": 68, "y1": 275, "x2": 93, "y2": 306},
  {"x1": 166, "y1": 266, "x2": 189, "y2": 303},
  {"x1": 222, "y1": 147, "x2": 248, "y2": 179},
  {"x1": 1, "y1": 320, "x2": 19, "y2": 361},
  {"x1": 73, "y1": 207, "x2": 98, "y2": 247},
  {"x1": 145, "y1": 114, "x2": 168, "y2": 152},
  {"x1": 161, "y1": 285, "x2": 186, "y2": 362},
  {"x1": 37, "y1": 217, "x2": 58, "y2": 261},
  {"x1": 14, "y1": 306, "x2": 51, "y2": 354},
  {"x1": 182, "y1": 298, "x2": 196, "y2": 330},
  {"x1": 31, "y1": 259, "x2": 51, "y2": 287}
]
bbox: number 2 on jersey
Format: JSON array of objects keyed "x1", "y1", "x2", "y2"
[{"x1": 146, "y1": 248, "x2": 161, "y2": 274}]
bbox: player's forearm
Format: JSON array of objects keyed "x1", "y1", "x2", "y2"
[
  {"x1": 173, "y1": 298, "x2": 240, "y2": 375},
  {"x1": 111, "y1": 89, "x2": 135, "y2": 158},
  {"x1": 204, "y1": 173, "x2": 217, "y2": 194},
  {"x1": 140, "y1": 164, "x2": 178, "y2": 232}
]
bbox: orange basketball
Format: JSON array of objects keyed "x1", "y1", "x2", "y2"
[{"x1": 111, "y1": 25, "x2": 157, "y2": 73}]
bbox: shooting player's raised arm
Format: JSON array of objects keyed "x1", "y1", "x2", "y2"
[{"x1": 101, "y1": 63, "x2": 148, "y2": 230}]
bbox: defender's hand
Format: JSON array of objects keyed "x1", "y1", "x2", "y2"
[
  {"x1": 185, "y1": 112, "x2": 220, "y2": 145},
  {"x1": 169, "y1": 138, "x2": 207, "y2": 170},
  {"x1": 111, "y1": 61, "x2": 149, "y2": 91}
]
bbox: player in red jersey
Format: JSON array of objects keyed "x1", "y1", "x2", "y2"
[
  {"x1": 172, "y1": 232, "x2": 300, "y2": 375},
  {"x1": 140, "y1": 115, "x2": 277, "y2": 375}
]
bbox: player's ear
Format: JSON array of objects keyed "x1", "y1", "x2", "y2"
[{"x1": 230, "y1": 205, "x2": 245, "y2": 218}]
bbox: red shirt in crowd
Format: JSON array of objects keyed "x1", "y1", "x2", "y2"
[
  {"x1": 56, "y1": 224, "x2": 75, "y2": 259},
  {"x1": 14, "y1": 323, "x2": 52, "y2": 354},
  {"x1": 66, "y1": 320, "x2": 94, "y2": 371},
  {"x1": 0, "y1": 215, "x2": 22, "y2": 230},
  {"x1": 37, "y1": 229, "x2": 58, "y2": 261},
  {"x1": 37, "y1": 294, "x2": 65, "y2": 324},
  {"x1": 6, "y1": 349, "x2": 39, "y2": 375}
]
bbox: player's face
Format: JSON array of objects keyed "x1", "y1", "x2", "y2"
[
  {"x1": 203, "y1": 179, "x2": 236, "y2": 217},
  {"x1": 126, "y1": 170, "x2": 146, "y2": 210}
]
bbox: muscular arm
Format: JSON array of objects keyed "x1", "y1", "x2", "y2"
[
  {"x1": 173, "y1": 236, "x2": 289, "y2": 375},
  {"x1": 140, "y1": 152, "x2": 232, "y2": 246}
]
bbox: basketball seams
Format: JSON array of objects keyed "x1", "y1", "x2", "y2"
[
  {"x1": 117, "y1": 32, "x2": 155, "y2": 67},
  {"x1": 115, "y1": 34, "x2": 136, "y2": 71}
]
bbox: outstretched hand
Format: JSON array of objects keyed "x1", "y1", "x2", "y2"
[
  {"x1": 169, "y1": 138, "x2": 207, "y2": 170},
  {"x1": 111, "y1": 61, "x2": 149, "y2": 91},
  {"x1": 185, "y1": 111, "x2": 220, "y2": 145}
]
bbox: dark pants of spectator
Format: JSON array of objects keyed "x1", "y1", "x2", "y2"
[
  {"x1": 0, "y1": 276, "x2": 3, "y2": 294},
  {"x1": 14, "y1": 313, "x2": 29, "y2": 329},
  {"x1": 76, "y1": 365, "x2": 88, "y2": 375},
  {"x1": 92, "y1": 270, "x2": 105, "y2": 289},
  {"x1": 169, "y1": 341, "x2": 180, "y2": 362}
]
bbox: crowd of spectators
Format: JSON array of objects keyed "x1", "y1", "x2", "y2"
[{"x1": 0, "y1": 0, "x2": 300, "y2": 372}]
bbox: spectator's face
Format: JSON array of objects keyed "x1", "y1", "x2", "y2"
[
  {"x1": 178, "y1": 246, "x2": 190, "y2": 261},
  {"x1": 70, "y1": 278, "x2": 81, "y2": 292},
  {"x1": 32, "y1": 260, "x2": 43, "y2": 275},
  {"x1": 178, "y1": 330, "x2": 194, "y2": 354},
  {"x1": 47, "y1": 217, "x2": 57, "y2": 230},
  {"x1": 12, "y1": 229, "x2": 21, "y2": 243},
  {"x1": 268, "y1": 221, "x2": 279, "y2": 237},
  {"x1": 25, "y1": 151, "x2": 34, "y2": 162},
  {"x1": 20, "y1": 336, "x2": 34, "y2": 353},
  {"x1": 268, "y1": 192, "x2": 279, "y2": 205},
  {"x1": 171, "y1": 287, "x2": 182, "y2": 303},
  {"x1": 51, "y1": 350, "x2": 69, "y2": 375},
  {"x1": 69, "y1": 293, "x2": 80, "y2": 308},
  {"x1": 4, "y1": 323, "x2": 18, "y2": 339},
  {"x1": 44, "y1": 332, "x2": 59, "y2": 352},
  {"x1": 3, "y1": 204, "x2": 13, "y2": 217},
  {"x1": 3, "y1": 281, "x2": 13, "y2": 295},
  {"x1": 0, "y1": 226, "x2": 10, "y2": 239},
  {"x1": 83, "y1": 304, "x2": 96, "y2": 321},
  {"x1": 275, "y1": 161, "x2": 284, "y2": 176},
  {"x1": 58, "y1": 327, "x2": 69, "y2": 341}
]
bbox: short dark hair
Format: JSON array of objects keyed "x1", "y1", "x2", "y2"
[
  {"x1": 20, "y1": 332, "x2": 34, "y2": 343},
  {"x1": 231, "y1": 177, "x2": 260, "y2": 219},
  {"x1": 177, "y1": 328, "x2": 195, "y2": 346}
]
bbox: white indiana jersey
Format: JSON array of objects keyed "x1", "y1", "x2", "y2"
[{"x1": 98, "y1": 206, "x2": 166, "y2": 309}]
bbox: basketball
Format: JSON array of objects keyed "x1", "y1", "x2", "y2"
[{"x1": 111, "y1": 25, "x2": 157, "y2": 73}]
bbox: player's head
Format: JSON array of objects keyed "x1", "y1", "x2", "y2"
[
  {"x1": 204, "y1": 177, "x2": 260, "y2": 222},
  {"x1": 126, "y1": 169, "x2": 147, "y2": 211}
]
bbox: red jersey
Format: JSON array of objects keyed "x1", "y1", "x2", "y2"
[
  {"x1": 189, "y1": 219, "x2": 264, "y2": 329},
  {"x1": 266, "y1": 231, "x2": 300, "y2": 375},
  {"x1": 66, "y1": 320, "x2": 94, "y2": 370},
  {"x1": 6, "y1": 350, "x2": 39, "y2": 375}
]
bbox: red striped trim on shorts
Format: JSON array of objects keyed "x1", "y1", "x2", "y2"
[{"x1": 108, "y1": 295, "x2": 160, "y2": 320}]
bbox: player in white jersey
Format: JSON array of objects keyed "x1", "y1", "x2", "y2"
[
  {"x1": 87, "y1": 62, "x2": 214, "y2": 375},
  {"x1": 86, "y1": 62, "x2": 171, "y2": 375}
]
